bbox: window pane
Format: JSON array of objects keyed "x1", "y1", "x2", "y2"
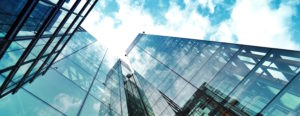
[
  {"x1": 74, "y1": 0, "x2": 87, "y2": 13},
  {"x1": 207, "y1": 47, "x2": 269, "y2": 98},
  {"x1": 227, "y1": 50, "x2": 300, "y2": 115},
  {"x1": 190, "y1": 44, "x2": 239, "y2": 88},
  {"x1": 262, "y1": 74, "x2": 300, "y2": 116},
  {"x1": 0, "y1": 49, "x2": 24, "y2": 70},
  {"x1": 17, "y1": 1, "x2": 53, "y2": 36},
  {"x1": 181, "y1": 42, "x2": 220, "y2": 81},
  {"x1": 80, "y1": 95, "x2": 114, "y2": 116},
  {"x1": 52, "y1": 58, "x2": 93, "y2": 90},
  {"x1": 0, "y1": 89, "x2": 63, "y2": 116},
  {"x1": 0, "y1": 0, "x2": 27, "y2": 37},
  {"x1": 43, "y1": 9, "x2": 67, "y2": 35},
  {"x1": 24, "y1": 69, "x2": 86, "y2": 115}
]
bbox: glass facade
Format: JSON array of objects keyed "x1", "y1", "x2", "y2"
[
  {"x1": 123, "y1": 34, "x2": 300, "y2": 116},
  {"x1": 0, "y1": 30, "x2": 299, "y2": 115},
  {"x1": 0, "y1": 0, "x2": 98, "y2": 98},
  {"x1": 0, "y1": 2, "x2": 300, "y2": 115},
  {"x1": 0, "y1": 30, "x2": 122, "y2": 115}
]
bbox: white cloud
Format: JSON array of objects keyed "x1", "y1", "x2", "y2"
[
  {"x1": 196, "y1": 0, "x2": 224, "y2": 14},
  {"x1": 53, "y1": 93, "x2": 82, "y2": 113},
  {"x1": 82, "y1": 0, "x2": 212, "y2": 57},
  {"x1": 82, "y1": 0, "x2": 300, "y2": 58},
  {"x1": 211, "y1": 0, "x2": 300, "y2": 50}
]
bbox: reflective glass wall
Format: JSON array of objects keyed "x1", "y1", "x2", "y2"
[
  {"x1": 0, "y1": 30, "x2": 122, "y2": 115},
  {"x1": 125, "y1": 34, "x2": 300, "y2": 116},
  {"x1": 0, "y1": 0, "x2": 98, "y2": 97}
]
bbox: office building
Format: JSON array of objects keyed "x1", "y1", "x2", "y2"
[
  {"x1": 0, "y1": 30, "x2": 121, "y2": 115},
  {"x1": 1, "y1": 30, "x2": 300, "y2": 115},
  {"x1": 0, "y1": 0, "x2": 98, "y2": 97},
  {"x1": 0, "y1": 1, "x2": 300, "y2": 115},
  {"x1": 121, "y1": 34, "x2": 300, "y2": 116}
]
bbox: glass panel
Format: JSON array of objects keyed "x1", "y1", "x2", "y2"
[
  {"x1": 90, "y1": 80, "x2": 110, "y2": 105},
  {"x1": 61, "y1": 46, "x2": 75, "y2": 56},
  {"x1": 43, "y1": 9, "x2": 67, "y2": 35},
  {"x1": 58, "y1": 14, "x2": 76, "y2": 34},
  {"x1": 174, "y1": 83, "x2": 197, "y2": 107},
  {"x1": 10, "y1": 62, "x2": 33, "y2": 84},
  {"x1": 24, "y1": 69, "x2": 86, "y2": 115},
  {"x1": 0, "y1": 74, "x2": 5, "y2": 86},
  {"x1": 29, "y1": 57, "x2": 46, "y2": 76},
  {"x1": 47, "y1": 0, "x2": 59, "y2": 4},
  {"x1": 0, "y1": 0, "x2": 27, "y2": 37},
  {"x1": 165, "y1": 76, "x2": 188, "y2": 101},
  {"x1": 67, "y1": 52, "x2": 98, "y2": 75},
  {"x1": 81, "y1": 4, "x2": 91, "y2": 16},
  {"x1": 152, "y1": 97, "x2": 169, "y2": 116},
  {"x1": 69, "y1": 17, "x2": 82, "y2": 33},
  {"x1": 181, "y1": 42, "x2": 220, "y2": 81},
  {"x1": 7, "y1": 42, "x2": 24, "y2": 52},
  {"x1": 25, "y1": 44, "x2": 46, "y2": 61},
  {"x1": 52, "y1": 58, "x2": 94, "y2": 90},
  {"x1": 207, "y1": 47, "x2": 269, "y2": 98},
  {"x1": 158, "y1": 71, "x2": 178, "y2": 93},
  {"x1": 44, "y1": 39, "x2": 59, "y2": 54},
  {"x1": 74, "y1": 0, "x2": 87, "y2": 13},
  {"x1": 190, "y1": 44, "x2": 240, "y2": 88},
  {"x1": 173, "y1": 41, "x2": 207, "y2": 75},
  {"x1": 0, "y1": 89, "x2": 63, "y2": 115},
  {"x1": 227, "y1": 50, "x2": 300, "y2": 115},
  {"x1": 16, "y1": 39, "x2": 31, "y2": 48},
  {"x1": 0, "y1": 49, "x2": 24, "y2": 70},
  {"x1": 17, "y1": 1, "x2": 53, "y2": 36},
  {"x1": 261, "y1": 74, "x2": 300, "y2": 116},
  {"x1": 80, "y1": 95, "x2": 114, "y2": 116}
]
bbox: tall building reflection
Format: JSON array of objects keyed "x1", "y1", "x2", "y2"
[
  {"x1": 0, "y1": 1, "x2": 300, "y2": 115},
  {"x1": 124, "y1": 33, "x2": 300, "y2": 116},
  {"x1": 0, "y1": 0, "x2": 98, "y2": 98}
]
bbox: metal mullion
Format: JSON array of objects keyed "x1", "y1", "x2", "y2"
[
  {"x1": 36, "y1": 0, "x2": 98, "y2": 80},
  {"x1": 224, "y1": 49, "x2": 272, "y2": 98},
  {"x1": 14, "y1": 33, "x2": 68, "y2": 40},
  {"x1": 13, "y1": 0, "x2": 82, "y2": 93},
  {"x1": 77, "y1": 49, "x2": 108, "y2": 115},
  {"x1": 0, "y1": 0, "x2": 39, "y2": 60},
  {"x1": 206, "y1": 45, "x2": 243, "y2": 85},
  {"x1": 0, "y1": 50, "x2": 57, "y2": 78},
  {"x1": 212, "y1": 49, "x2": 273, "y2": 115},
  {"x1": 36, "y1": 0, "x2": 92, "y2": 76},
  {"x1": 0, "y1": 52, "x2": 52, "y2": 74},
  {"x1": 0, "y1": 0, "x2": 66, "y2": 96},
  {"x1": 257, "y1": 65, "x2": 300, "y2": 114}
]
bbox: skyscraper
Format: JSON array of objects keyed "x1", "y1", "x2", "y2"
[
  {"x1": 123, "y1": 33, "x2": 300, "y2": 116},
  {"x1": 0, "y1": 0, "x2": 98, "y2": 98},
  {"x1": 1, "y1": 31, "x2": 300, "y2": 115},
  {"x1": 0, "y1": 1, "x2": 300, "y2": 116}
]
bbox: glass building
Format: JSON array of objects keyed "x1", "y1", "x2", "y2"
[
  {"x1": 0, "y1": 0, "x2": 98, "y2": 97},
  {"x1": 1, "y1": 32, "x2": 299, "y2": 116},
  {"x1": 0, "y1": 1, "x2": 300, "y2": 115},
  {"x1": 0, "y1": 30, "x2": 121, "y2": 115},
  {"x1": 123, "y1": 34, "x2": 300, "y2": 116}
]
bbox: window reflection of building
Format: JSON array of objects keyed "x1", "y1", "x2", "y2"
[{"x1": 125, "y1": 34, "x2": 300, "y2": 116}]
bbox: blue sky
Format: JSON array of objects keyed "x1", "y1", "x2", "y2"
[{"x1": 82, "y1": 0, "x2": 300, "y2": 56}]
